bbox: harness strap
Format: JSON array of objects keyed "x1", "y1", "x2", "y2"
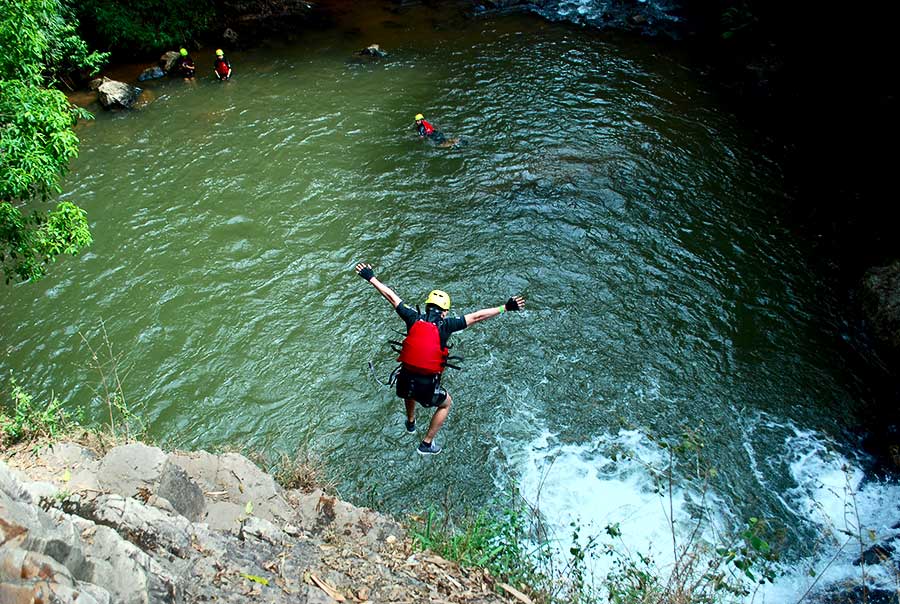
[{"x1": 388, "y1": 364, "x2": 402, "y2": 386}]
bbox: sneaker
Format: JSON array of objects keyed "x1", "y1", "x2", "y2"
[
  {"x1": 417, "y1": 440, "x2": 442, "y2": 456},
  {"x1": 405, "y1": 419, "x2": 416, "y2": 434}
]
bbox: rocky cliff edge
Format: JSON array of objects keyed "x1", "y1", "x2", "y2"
[{"x1": 0, "y1": 442, "x2": 511, "y2": 604}]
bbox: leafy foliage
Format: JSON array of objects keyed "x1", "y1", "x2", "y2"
[
  {"x1": 76, "y1": 0, "x2": 214, "y2": 53},
  {"x1": 0, "y1": 0, "x2": 103, "y2": 283},
  {"x1": 0, "y1": 377, "x2": 79, "y2": 445},
  {"x1": 0, "y1": 0, "x2": 108, "y2": 85},
  {"x1": 410, "y1": 501, "x2": 547, "y2": 597},
  {"x1": 40, "y1": 3, "x2": 110, "y2": 84},
  {"x1": 0, "y1": 199, "x2": 92, "y2": 283},
  {"x1": 0, "y1": 79, "x2": 90, "y2": 201}
]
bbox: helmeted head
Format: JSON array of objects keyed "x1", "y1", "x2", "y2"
[
  {"x1": 180, "y1": 48, "x2": 188, "y2": 57},
  {"x1": 414, "y1": 113, "x2": 424, "y2": 122},
  {"x1": 424, "y1": 290, "x2": 450, "y2": 313},
  {"x1": 215, "y1": 49, "x2": 224, "y2": 57}
]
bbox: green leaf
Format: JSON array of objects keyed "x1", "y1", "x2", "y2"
[
  {"x1": 750, "y1": 536, "x2": 769, "y2": 553},
  {"x1": 240, "y1": 573, "x2": 269, "y2": 586}
]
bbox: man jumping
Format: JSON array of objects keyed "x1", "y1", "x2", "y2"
[{"x1": 355, "y1": 262, "x2": 525, "y2": 455}]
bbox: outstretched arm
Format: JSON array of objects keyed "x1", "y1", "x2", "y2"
[
  {"x1": 464, "y1": 296, "x2": 525, "y2": 325},
  {"x1": 355, "y1": 263, "x2": 401, "y2": 308}
]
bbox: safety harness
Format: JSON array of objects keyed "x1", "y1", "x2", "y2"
[{"x1": 376, "y1": 309, "x2": 463, "y2": 387}]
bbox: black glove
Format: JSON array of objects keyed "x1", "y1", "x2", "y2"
[
  {"x1": 358, "y1": 266, "x2": 375, "y2": 281},
  {"x1": 505, "y1": 297, "x2": 522, "y2": 312}
]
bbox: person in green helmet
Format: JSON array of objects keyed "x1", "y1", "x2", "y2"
[
  {"x1": 355, "y1": 262, "x2": 525, "y2": 455},
  {"x1": 174, "y1": 48, "x2": 196, "y2": 79},
  {"x1": 214, "y1": 49, "x2": 232, "y2": 81}
]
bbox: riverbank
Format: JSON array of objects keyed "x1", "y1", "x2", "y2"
[{"x1": 0, "y1": 437, "x2": 513, "y2": 603}]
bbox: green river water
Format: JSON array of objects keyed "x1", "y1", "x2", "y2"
[{"x1": 3, "y1": 3, "x2": 890, "y2": 596}]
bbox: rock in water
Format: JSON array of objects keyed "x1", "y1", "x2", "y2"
[
  {"x1": 138, "y1": 66, "x2": 166, "y2": 81},
  {"x1": 97, "y1": 79, "x2": 143, "y2": 110},
  {"x1": 160, "y1": 50, "x2": 180, "y2": 73}
]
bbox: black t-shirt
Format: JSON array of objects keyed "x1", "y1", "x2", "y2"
[
  {"x1": 396, "y1": 301, "x2": 466, "y2": 348},
  {"x1": 176, "y1": 56, "x2": 195, "y2": 75}
]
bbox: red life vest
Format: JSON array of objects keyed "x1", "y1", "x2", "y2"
[
  {"x1": 215, "y1": 58, "x2": 230, "y2": 77},
  {"x1": 421, "y1": 119, "x2": 435, "y2": 136},
  {"x1": 397, "y1": 320, "x2": 448, "y2": 374}
]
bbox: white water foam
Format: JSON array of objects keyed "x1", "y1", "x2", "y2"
[
  {"x1": 513, "y1": 429, "x2": 728, "y2": 593},
  {"x1": 757, "y1": 429, "x2": 900, "y2": 602},
  {"x1": 512, "y1": 427, "x2": 900, "y2": 602}
]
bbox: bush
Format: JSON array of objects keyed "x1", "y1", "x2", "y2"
[
  {"x1": 0, "y1": 378, "x2": 79, "y2": 445},
  {"x1": 76, "y1": 0, "x2": 214, "y2": 54},
  {"x1": 0, "y1": 0, "x2": 102, "y2": 283},
  {"x1": 410, "y1": 498, "x2": 548, "y2": 600}
]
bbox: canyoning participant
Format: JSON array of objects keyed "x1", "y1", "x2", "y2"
[
  {"x1": 358, "y1": 43, "x2": 387, "y2": 58},
  {"x1": 174, "y1": 48, "x2": 196, "y2": 79},
  {"x1": 414, "y1": 113, "x2": 437, "y2": 139},
  {"x1": 355, "y1": 262, "x2": 525, "y2": 455},
  {"x1": 213, "y1": 49, "x2": 232, "y2": 81},
  {"x1": 414, "y1": 113, "x2": 460, "y2": 148}
]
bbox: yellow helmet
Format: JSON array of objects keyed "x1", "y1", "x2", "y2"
[
  {"x1": 414, "y1": 113, "x2": 424, "y2": 121},
  {"x1": 215, "y1": 49, "x2": 224, "y2": 56},
  {"x1": 424, "y1": 290, "x2": 450, "y2": 311},
  {"x1": 180, "y1": 48, "x2": 188, "y2": 56}
]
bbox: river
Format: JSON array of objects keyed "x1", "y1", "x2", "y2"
[{"x1": 2, "y1": 2, "x2": 898, "y2": 601}]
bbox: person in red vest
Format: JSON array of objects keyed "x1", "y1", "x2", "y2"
[
  {"x1": 414, "y1": 113, "x2": 459, "y2": 147},
  {"x1": 213, "y1": 49, "x2": 232, "y2": 81},
  {"x1": 414, "y1": 113, "x2": 438, "y2": 139},
  {"x1": 355, "y1": 262, "x2": 525, "y2": 455}
]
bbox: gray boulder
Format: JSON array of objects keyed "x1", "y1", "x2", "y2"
[
  {"x1": 95, "y1": 78, "x2": 143, "y2": 109},
  {"x1": 157, "y1": 460, "x2": 206, "y2": 521},
  {"x1": 97, "y1": 442, "x2": 167, "y2": 496},
  {"x1": 168, "y1": 451, "x2": 293, "y2": 529},
  {"x1": 160, "y1": 50, "x2": 180, "y2": 72}
]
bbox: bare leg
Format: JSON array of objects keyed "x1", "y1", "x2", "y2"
[
  {"x1": 423, "y1": 393, "x2": 452, "y2": 444},
  {"x1": 405, "y1": 398, "x2": 416, "y2": 424}
]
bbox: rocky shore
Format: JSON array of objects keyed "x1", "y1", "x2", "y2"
[{"x1": 0, "y1": 441, "x2": 512, "y2": 604}]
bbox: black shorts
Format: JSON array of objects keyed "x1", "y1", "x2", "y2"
[{"x1": 395, "y1": 370, "x2": 448, "y2": 407}]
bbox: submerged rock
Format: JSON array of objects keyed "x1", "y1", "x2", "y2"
[{"x1": 138, "y1": 66, "x2": 166, "y2": 81}]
